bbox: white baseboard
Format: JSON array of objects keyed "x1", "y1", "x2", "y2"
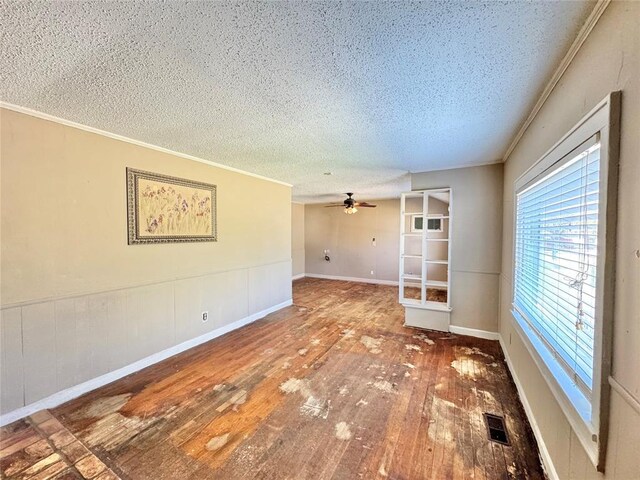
[
  {"x1": 292, "y1": 273, "x2": 305, "y2": 281},
  {"x1": 0, "y1": 299, "x2": 292, "y2": 427},
  {"x1": 305, "y1": 273, "x2": 399, "y2": 286},
  {"x1": 499, "y1": 336, "x2": 558, "y2": 480},
  {"x1": 449, "y1": 325, "x2": 500, "y2": 340}
]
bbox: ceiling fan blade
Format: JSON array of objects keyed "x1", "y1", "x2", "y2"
[
  {"x1": 355, "y1": 202, "x2": 377, "y2": 207},
  {"x1": 324, "y1": 204, "x2": 346, "y2": 207}
]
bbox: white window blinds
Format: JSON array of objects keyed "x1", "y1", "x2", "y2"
[{"x1": 514, "y1": 136, "x2": 601, "y2": 401}]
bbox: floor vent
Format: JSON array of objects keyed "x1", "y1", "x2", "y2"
[{"x1": 484, "y1": 413, "x2": 510, "y2": 445}]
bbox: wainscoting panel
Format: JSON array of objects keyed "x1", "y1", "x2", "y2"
[
  {"x1": 0, "y1": 307, "x2": 23, "y2": 412},
  {"x1": 22, "y1": 302, "x2": 57, "y2": 405},
  {"x1": 0, "y1": 260, "x2": 292, "y2": 417},
  {"x1": 174, "y1": 269, "x2": 250, "y2": 345},
  {"x1": 248, "y1": 261, "x2": 293, "y2": 315}
]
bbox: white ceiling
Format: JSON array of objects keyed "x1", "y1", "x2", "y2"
[{"x1": 1, "y1": 1, "x2": 595, "y2": 203}]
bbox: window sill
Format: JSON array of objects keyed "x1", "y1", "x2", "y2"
[{"x1": 510, "y1": 308, "x2": 599, "y2": 467}]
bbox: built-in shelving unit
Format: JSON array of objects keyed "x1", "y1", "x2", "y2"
[{"x1": 399, "y1": 188, "x2": 452, "y2": 331}]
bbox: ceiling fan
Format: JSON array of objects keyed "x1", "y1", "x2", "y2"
[{"x1": 324, "y1": 193, "x2": 377, "y2": 214}]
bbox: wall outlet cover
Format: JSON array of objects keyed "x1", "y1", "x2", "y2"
[{"x1": 202, "y1": 311, "x2": 209, "y2": 323}]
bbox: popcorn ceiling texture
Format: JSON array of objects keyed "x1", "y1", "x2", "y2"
[{"x1": 0, "y1": 1, "x2": 594, "y2": 203}]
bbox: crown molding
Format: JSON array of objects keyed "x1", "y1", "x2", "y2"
[
  {"x1": 0, "y1": 102, "x2": 293, "y2": 188},
  {"x1": 410, "y1": 158, "x2": 502, "y2": 175},
  {"x1": 502, "y1": 0, "x2": 611, "y2": 162}
]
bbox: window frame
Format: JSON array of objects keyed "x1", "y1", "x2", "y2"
[
  {"x1": 510, "y1": 92, "x2": 620, "y2": 471},
  {"x1": 410, "y1": 214, "x2": 445, "y2": 233},
  {"x1": 426, "y1": 217, "x2": 443, "y2": 232},
  {"x1": 410, "y1": 214, "x2": 424, "y2": 232}
]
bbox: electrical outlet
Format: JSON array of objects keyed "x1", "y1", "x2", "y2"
[
  {"x1": 372, "y1": 237, "x2": 376, "y2": 246},
  {"x1": 202, "y1": 311, "x2": 209, "y2": 323},
  {"x1": 370, "y1": 270, "x2": 374, "y2": 275}
]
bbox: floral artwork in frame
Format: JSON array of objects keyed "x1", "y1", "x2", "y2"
[{"x1": 127, "y1": 168, "x2": 217, "y2": 244}]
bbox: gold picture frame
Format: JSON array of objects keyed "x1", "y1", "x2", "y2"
[{"x1": 127, "y1": 168, "x2": 217, "y2": 244}]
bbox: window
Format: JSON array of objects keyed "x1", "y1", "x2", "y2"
[
  {"x1": 410, "y1": 215, "x2": 443, "y2": 232},
  {"x1": 511, "y1": 92, "x2": 619, "y2": 470},
  {"x1": 427, "y1": 217, "x2": 443, "y2": 232},
  {"x1": 514, "y1": 137, "x2": 600, "y2": 401},
  {"x1": 410, "y1": 214, "x2": 423, "y2": 232}
]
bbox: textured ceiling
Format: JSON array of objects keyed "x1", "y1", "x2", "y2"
[{"x1": 1, "y1": 1, "x2": 594, "y2": 203}]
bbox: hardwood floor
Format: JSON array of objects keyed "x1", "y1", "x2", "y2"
[{"x1": 1, "y1": 278, "x2": 544, "y2": 479}]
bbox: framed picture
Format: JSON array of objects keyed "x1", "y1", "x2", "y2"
[{"x1": 127, "y1": 168, "x2": 217, "y2": 244}]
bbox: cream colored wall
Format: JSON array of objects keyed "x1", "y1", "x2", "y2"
[
  {"x1": 291, "y1": 203, "x2": 305, "y2": 277},
  {"x1": 411, "y1": 163, "x2": 504, "y2": 332},
  {"x1": 499, "y1": 2, "x2": 640, "y2": 478},
  {"x1": 304, "y1": 199, "x2": 400, "y2": 283},
  {"x1": 0, "y1": 108, "x2": 292, "y2": 414}
]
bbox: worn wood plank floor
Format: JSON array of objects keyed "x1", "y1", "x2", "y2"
[{"x1": 1, "y1": 278, "x2": 544, "y2": 479}]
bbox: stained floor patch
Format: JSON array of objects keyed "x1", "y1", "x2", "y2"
[
  {"x1": 371, "y1": 380, "x2": 396, "y2": 394},
  {"x1": 450, "y1": 358, "x2": 486, "y2": 379},
  {"x1": 300, "y1": 396, "x2": 330, "y2": 419},
  {"x1": 334, "y1": 422, "x2": 352, "y2": 440},
  {"x1": 206, "y1": 433, "x2": 230, "y2": 451},
  {"x1": 341, "y1": 329, "x2": 356, "y2": 339},
  {"x1": 458, "y1": 346, "x2": 493, "y2": 358},
  {"x1": 413, "y1": 333, "x2": 435, "y2": 345},
  {"x1": 279, "y1": 378, "x2": 311, "y2": 396},
  {"x1": 70, "y1": 394, "x2": 131, "y2": 420},
  {"x1": 360, "y1": 335, "x2": 383, "y2": 354}
]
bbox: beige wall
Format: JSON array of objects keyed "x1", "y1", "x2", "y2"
[
  {"x1": 412, "y1": 163, "x2": 504, "y2": 332},
  {"x1": 0, "y1": 108, "x2": 292, "y2": 414},
  {"x1": 291, "y1": 203, "x2": 305, "y2": 277},
  {"x1": 499, "y1": 2, "x2": 640, "y2": 478},
  {"x1": 305, "y1": 199, "x2": 400, "y2": 283}
]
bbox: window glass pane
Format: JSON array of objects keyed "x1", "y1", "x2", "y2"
[{"x1": 514, "y1": 141, "x2": 600, "y2": 401}]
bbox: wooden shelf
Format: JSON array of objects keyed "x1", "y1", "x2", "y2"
[
  {"x1": 401, "y1": 300, "x2": 452, "y2": 312},
  {"x1": 402, "y1": 274, "x2": 422, "y2": 281},
  {"x1": 399, "y1": 188, "x2": 452, "y2": 312},
  {"x1": 400, "y1": 298, "x2": 422, "y2": 306}
]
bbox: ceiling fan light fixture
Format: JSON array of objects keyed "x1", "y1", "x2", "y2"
[{"x1": 324, "y1": 193, "x2": 374, "y2": 213}]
